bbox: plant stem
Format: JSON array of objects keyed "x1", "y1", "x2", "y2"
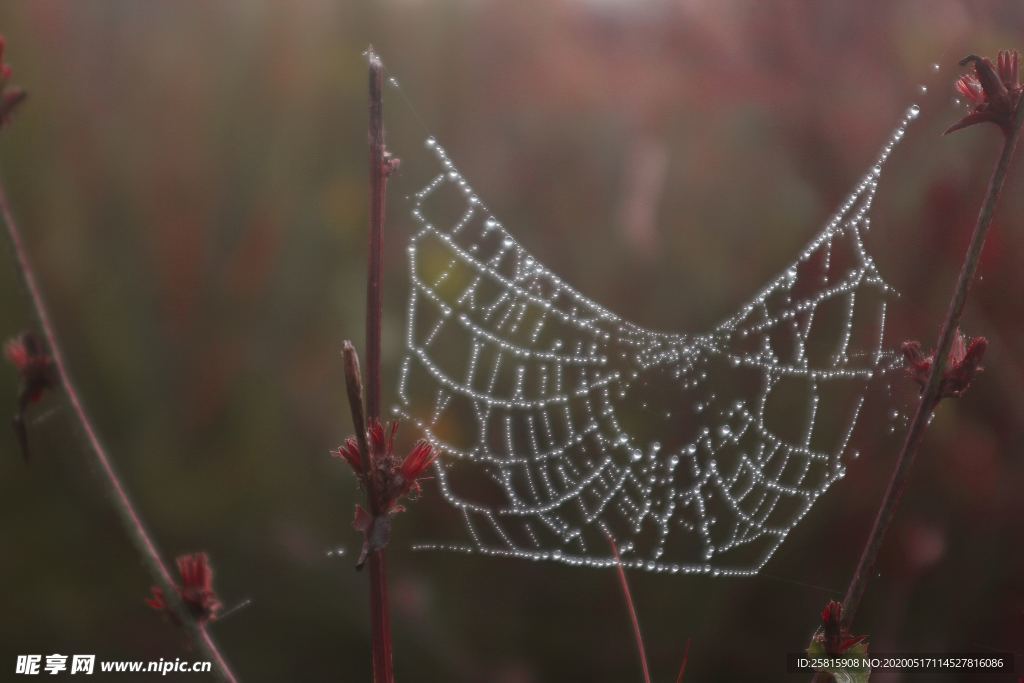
[
  {"x1": 367, "y1": 555, "x2": 393, "y2": 683},
  {"x1": 608, "y1": 537, "x2": 652, "y2": 683},
  {"x1": 342, "y1": 340, "x2": 394, "y2": 683},
  {"x1": 364, "y1": 46, "x2": 395, "y2": 683},
  {"x1": 366, "y1": 46, "x2": 386, "y2": 424},
  {"x1": 0, "y1": 187, "x2": 238, "y2": 683},
  {"x1": 839, "y1": 97, "x2": 1024, "y2": 627},
  {"x1": 675, "y1": 637, "x2": 691, "y2": 683}
]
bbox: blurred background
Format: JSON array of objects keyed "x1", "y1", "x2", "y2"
[{"x1": 1, "y1": 1, "x2": 1023, "y2": 681}]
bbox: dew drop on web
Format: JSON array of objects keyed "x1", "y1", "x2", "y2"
[{"x1": 398, "y1": 90, "x2": 923, "y2": 577}]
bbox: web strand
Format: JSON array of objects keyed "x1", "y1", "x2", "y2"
[{"x1": 396, "y1": 105, "x2": 920, "y2": 577}]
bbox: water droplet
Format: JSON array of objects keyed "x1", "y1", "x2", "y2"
[
  {"x1": 932, "y1": 62, "x2": 941, "y2": 72},
  {"x1": 388, "y1": 76, "x2": 400, "y2": 88},
  {"x1": 425, "y1": 137, "x2": 437, "y2": 148},
  {"x1": 908, "y1": 104, "x2": 921, "y2": 119},
  {"x1": 919, "y1": 84, "x2": 928, "y2": 94}
]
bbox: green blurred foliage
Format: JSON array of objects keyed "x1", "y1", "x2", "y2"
[{"x1": 1, "y1": 1, "x2": 1023, "y2": 681}]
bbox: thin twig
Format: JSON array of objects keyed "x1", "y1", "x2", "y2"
[
  {"x1": 0, "y1": 187, "x2": 238, "y2": 683},
  {"x1": 675, "y1": 637, "x2": 691, "y2": 683},
  {"x1": 839, "y1": 83, "x2": 1024, "y2": 627},
  {"x1": 364, "y1": 45, "x2": 395, "y2": 683},
  {"x1": 608, "y1": 536, "x2": 652, "y2": 683}
]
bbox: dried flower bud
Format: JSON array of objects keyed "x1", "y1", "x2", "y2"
[
  {"x1": 333, "y1": 437, "x2": 363, "y2": 474},
  {"x1": 334, "y1": 419, "x2": 436, "y2": 565},
  {"x1": 146, "y1": 553, "x2": 223, "y2": 624},
  {"x1": 946, "y1": 51, "x2": 1023, "y2": 136},
  {"x1": 397, "y1": 440, "x2": 435, "y2": 498},
  {"x1": 5, "y1": 331, "x2": 56, "y2": 460},
  {"x1": 901, "y1": 329, "x2": 987, "y2": 400},
  {"x1": 812, "y1": 600, "x2": 868, "y2": 656}
]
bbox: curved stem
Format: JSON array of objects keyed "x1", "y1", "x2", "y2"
[{"x1": 0, "y1": 185, "x2": 238, "y2": 683}]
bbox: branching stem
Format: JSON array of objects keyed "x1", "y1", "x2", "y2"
[
  {"x1": 840, "y1": 99, "x2": 1024, "y2": 628},
  {"x1": 0, "y1": 187, "x2": 238, "y2": 683}
]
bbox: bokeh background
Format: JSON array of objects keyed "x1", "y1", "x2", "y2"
[{"x1": 1, "y1": 1, "x2": 1023, "y2": 681}]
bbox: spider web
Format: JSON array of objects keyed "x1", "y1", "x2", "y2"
[{"x1": 395, "y1": 105, "x2": 920, "y2": 576}]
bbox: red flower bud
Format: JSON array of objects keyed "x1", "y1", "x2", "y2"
[
  {"x1": 333, "y1": 437, "x2": 363, "y2": 474},
  {"x1": 397, "y1": 440, "x2": 435, "y2": 497},
  {"x1": 901, "y1": 329, "x2": 987, "y2": 400},
  {"x1": 5, "y1": 331, "x2": 56, "y2": 460},
  {"x1": 146, "y1": 553, "x2": 223, "y2": 624},
  {"x1": 946, "y1": 51, "x2": 1023, "y2": 136},
  {"x1": 334, "y1": 420, "x2": 436, "y2": 563},
  {"x1": 818, "y1": 600, "x2": 867, "y2": 656}
]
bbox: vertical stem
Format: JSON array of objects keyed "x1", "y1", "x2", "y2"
[
  {"x1": 0, "y1": 188, "x2": 237, "y2": 683},
  {"x1": 839, "y1": 100, "x2": 1024, "y2": 627},
  {"x1": 364, "y1": 46, "x2": 395, "y2": 683},
  {"x1": 367, "y1": 555, "x2": 393, "y2": 683},
  {"x1": 366, "y1": 47, "x2": 385, "y2": 424}
]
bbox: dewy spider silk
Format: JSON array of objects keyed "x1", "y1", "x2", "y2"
[{"x1": 391, "y1": 65, "x2": 921, "y2": 577}]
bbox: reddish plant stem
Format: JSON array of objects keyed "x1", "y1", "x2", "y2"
[
  {"x1": 608, "y1": 537, "x2": 652, "y2": 683},
  {"x1": 342, "y1": 341, "x2": 394, "y2": 683},
  {"x1": 839, "y1": 99, "x2": 1024, "y2": 628},
  {"x1": 675, "y1": 638, "x2": 691, "y2": 683},
  {"x1": 366, "y1": 47, "x2": 386, "y2": 423},
  {"x1": 0, "y1": 187, "x2": 237, "y2": 683},
  {"x1": 367, "y1": 555, "x2": 392, "y2": 683},
  {"x1": 364, "y1": 46, "x2": 395, "y2": 683}
]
